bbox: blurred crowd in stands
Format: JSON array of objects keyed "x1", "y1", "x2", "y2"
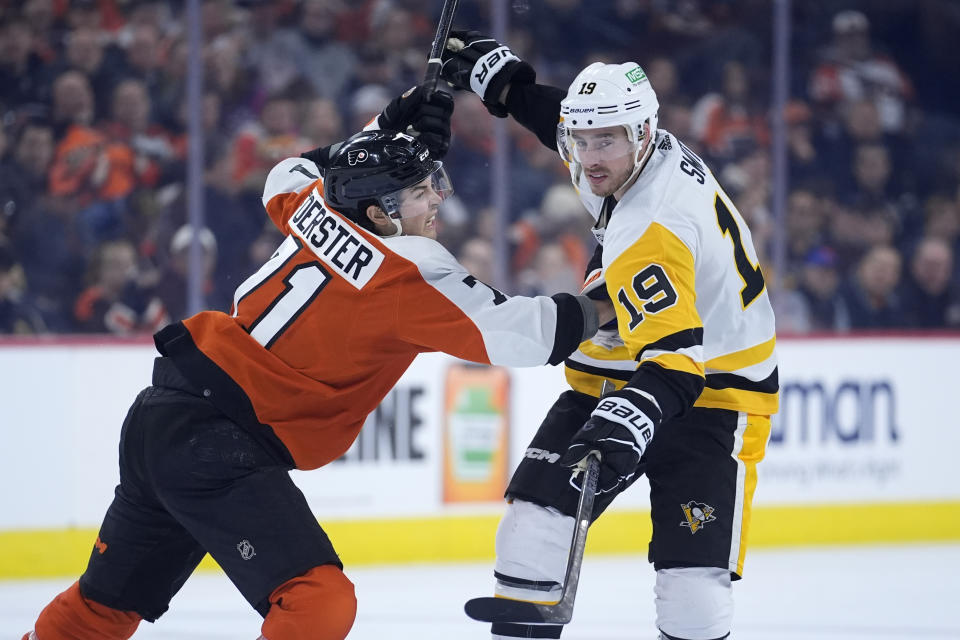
[{"x1": 1, "y1": 0, "x2": 959, "y2": 336}]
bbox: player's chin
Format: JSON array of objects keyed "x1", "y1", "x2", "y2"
[{"x1": 588, "y1": 182, "x2": 616, "y2": 197}]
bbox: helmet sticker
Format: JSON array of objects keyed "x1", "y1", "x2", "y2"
[
  {"x1": 625, "y1": 66, "x2": 647, "y2": 84},
  {"x1": 347, "y1": 149, "x2": 369, "y2": 165}
]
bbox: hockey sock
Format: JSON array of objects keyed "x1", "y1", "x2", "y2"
[
  {"x1": 261, "y1": 564, "x2": 356, "y2": 640},
  {"x1": 492, "y1": 622, "x2": 563, "y2": 638},
  {"x1": 32, "y1": 581, "x2": 141, "y2": 640},
  {"x1": 655, "y1": 567, "x2": 732, "y2": 640}
]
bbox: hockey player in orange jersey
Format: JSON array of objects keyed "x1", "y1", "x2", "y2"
[{"x1": 22, "y1": 86, "x2": 612, "y2": 640}]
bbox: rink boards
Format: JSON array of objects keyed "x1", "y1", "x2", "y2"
[{"x1": 1, "y1": 334, "x2": 957, "y2": 578}]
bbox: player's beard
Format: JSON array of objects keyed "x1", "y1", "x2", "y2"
[{"x1": 585, "y1": 162, "x2": 634, "y2": 198}]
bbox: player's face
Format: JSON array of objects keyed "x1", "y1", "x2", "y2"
[
  {"x1": 569, "y1": 126, "x2": 637, "y2": 197},
  {"x1": 397, "y1": 176, "x2": 442, "y2": 239}
]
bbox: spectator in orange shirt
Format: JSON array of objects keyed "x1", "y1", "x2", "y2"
[
  {"x1": 231, "y1": 92, "x2": 311, "y2": 195},
  {"x1": 100, "y1": 77, "x2": 177, "y2": 194},
  {"x1": 691, "y1": 59, "x2": 769, "y2": 163},
  {"x1": 73, "y1": 238, "x2": 163, "y2": 333},
  {"x1": 48, "y1": 70, "x2": 134, "y2": 245},
  {"x1": 48, "y1": 70, "x2": 109, "y2": 207},
  {"x1": 808, "y1": 10, "x2": 914, "y2": 135}
]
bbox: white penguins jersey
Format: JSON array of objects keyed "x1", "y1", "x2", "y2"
[{"x1": 564, "y1": 130, "x2": 779, "y2": 417}]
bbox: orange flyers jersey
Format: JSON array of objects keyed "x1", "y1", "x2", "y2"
[{"x1": 179, "y1": 156, "x2": 573, "y2": 470}]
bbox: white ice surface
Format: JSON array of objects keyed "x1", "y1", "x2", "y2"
[{"x1": 2, "y1": 544, "x2": 958, "y2": 639}]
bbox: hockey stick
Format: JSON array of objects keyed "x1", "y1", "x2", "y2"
[
  {"x1": 422, "y1": 0, "x2": 460, "y2": 95},
  {"x1": 464, "y1": 452, "x2": 601, "y2": 624}
]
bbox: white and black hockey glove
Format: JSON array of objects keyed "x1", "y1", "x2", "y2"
[
  {"x1": 376, "y1": 85, "x2": 454, "y2": 159},
  {"x1": 559, "y1": 391, "x2": 660, "y2": 495},
  {"x1": 440, "y1": 29, "x2": 535, "y2": 117}
]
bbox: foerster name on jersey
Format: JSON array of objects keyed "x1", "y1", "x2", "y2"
[{"x1": 290, "y1": 188, "x2": 384, "y2": 289}]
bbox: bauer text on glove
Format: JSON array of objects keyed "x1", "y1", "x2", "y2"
[
  {"x1": 559, "y1": 392, "x2": 659, "y2": 495},
  {"x1": 440, "y1": 29, "x2": 535, "y2": 117}
]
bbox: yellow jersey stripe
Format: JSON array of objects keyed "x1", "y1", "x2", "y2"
[
  {"x1": 642, "y1": 352, "x2": 705, "y2": 378},
  {"x1": 696, "y1": 387, "x2": 779, "y2": 414},
  {"x1": 577, "y1": 339, "x2": 635, "y2": 363},
  {"x1": 705, "y1": 335, "x2": 776, "y2": 372},
  {"x1": 731, "y1": 414, "x2": 770, "y2": 575},
  {"x1": 564, "y1": 367, "x2": 628, "y2": 397}
]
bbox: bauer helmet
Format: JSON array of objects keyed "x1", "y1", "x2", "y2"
[
  {"x1": 557, "y1": 62, "x2": 660, "y2": 191},
  {"x1": 324, "y1": 130, "x2": 453, "y2": 236}
]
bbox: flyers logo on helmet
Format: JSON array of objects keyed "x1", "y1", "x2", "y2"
[{"x1": 347, "y1": 149, "x2": 369, "y2": 165}]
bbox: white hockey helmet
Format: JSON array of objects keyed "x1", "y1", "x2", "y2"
[{"x1": 557, "y1": 62, "x2": 660, "y2": 189}]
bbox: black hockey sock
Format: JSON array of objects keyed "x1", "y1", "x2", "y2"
[
  {"x1": 659, "y1": 630, "x2": 729, "y2": 640},
  {"x1": 492, "y1": 622, "x2": 563, "y2": 638}
]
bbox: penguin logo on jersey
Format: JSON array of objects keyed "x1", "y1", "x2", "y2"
[
  {"x1": 680, "y1": 501, "x2": 717, "y2": 534},
  {"x1": 237, "y1": 539, "x2": 257, "y2": 560},
  {"x1": 347, "y1": 149, "x2": 369, "y2": 165}
]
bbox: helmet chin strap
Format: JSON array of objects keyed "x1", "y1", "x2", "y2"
[
  {"x1": 383, "y1": 216, "x2": 404, "y2": 237},
  {"x1": 613, "y1": 126, "x2": 656, "y2": 197},
  {"x1": 364, "y1": 203, "x2": 405, "y2": 237}
]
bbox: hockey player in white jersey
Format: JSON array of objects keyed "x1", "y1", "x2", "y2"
[{"x1": 441, "y1": 32, "x2": 778, "y2": 640}]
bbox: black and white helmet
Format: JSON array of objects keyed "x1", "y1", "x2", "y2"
[
  {"x1": 324, "y1": 130, "x2": 453, "y2": 236},
  {"x1": 557, "y1": 62, "x2": 660, "y2": 189}
]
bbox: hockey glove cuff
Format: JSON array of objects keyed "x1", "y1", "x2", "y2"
[
  {"x1": 300, "y1": 142, "x2": 340, "y2": 172},
  {"x1": 575, "y1": 294, "x2": 599, "y2": 342},
  {"x1": 376, "y1": 86, "x2": 455, "y2": 159},
  {"x1": 441, "y1": 30, "x2": 535, "y2": 117},
  {"x1": 559, "y1": 391, "x2": 660, "y2": 495}
]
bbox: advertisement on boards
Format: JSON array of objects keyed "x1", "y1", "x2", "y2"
[{"x1": 2, "y1": 337, "x2": 959, "y2": 531}]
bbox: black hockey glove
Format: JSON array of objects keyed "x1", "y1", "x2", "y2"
[
  {"x1": 377, "y1": 86, "x2": 454, "y2": 159},
  {"x1": 300, "y1": 142, "x2": 337, "y2": 171},
  {"x1": 559, "y1": 391, "x2": 658, "y2": 495},
  {"x1": 440, "y1": 29, "x2": 535, "y2": 117}
]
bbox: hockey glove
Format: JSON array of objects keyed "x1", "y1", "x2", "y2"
[
  {"x1": 300, "y1": 142, "x2": 337, "y2": 171},
  {"x1": 440, "y1": 29, "x2": 535, "y2": 117},
  {"x1": 559, "y1": 392, "x2": 657, "y2": 495},
  {"x1": 377, "y1": 86, "x2": 454, "y2": 159}
]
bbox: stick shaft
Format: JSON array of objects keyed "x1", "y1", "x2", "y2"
[
  {"x1": 463, "y1": 454, "x2": 601, "y2": 624},
  {"x1": 423, "y1": 0, "x2": 460, "y2": 94}
]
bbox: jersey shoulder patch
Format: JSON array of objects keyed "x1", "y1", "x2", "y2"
[{"x1": 262, "y1": 157, "x2": 322, "y2": 207}]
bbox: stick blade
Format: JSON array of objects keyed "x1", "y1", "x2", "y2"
[{"x1": 464, "y1": 596, "x2": 572, "y2": 624}]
